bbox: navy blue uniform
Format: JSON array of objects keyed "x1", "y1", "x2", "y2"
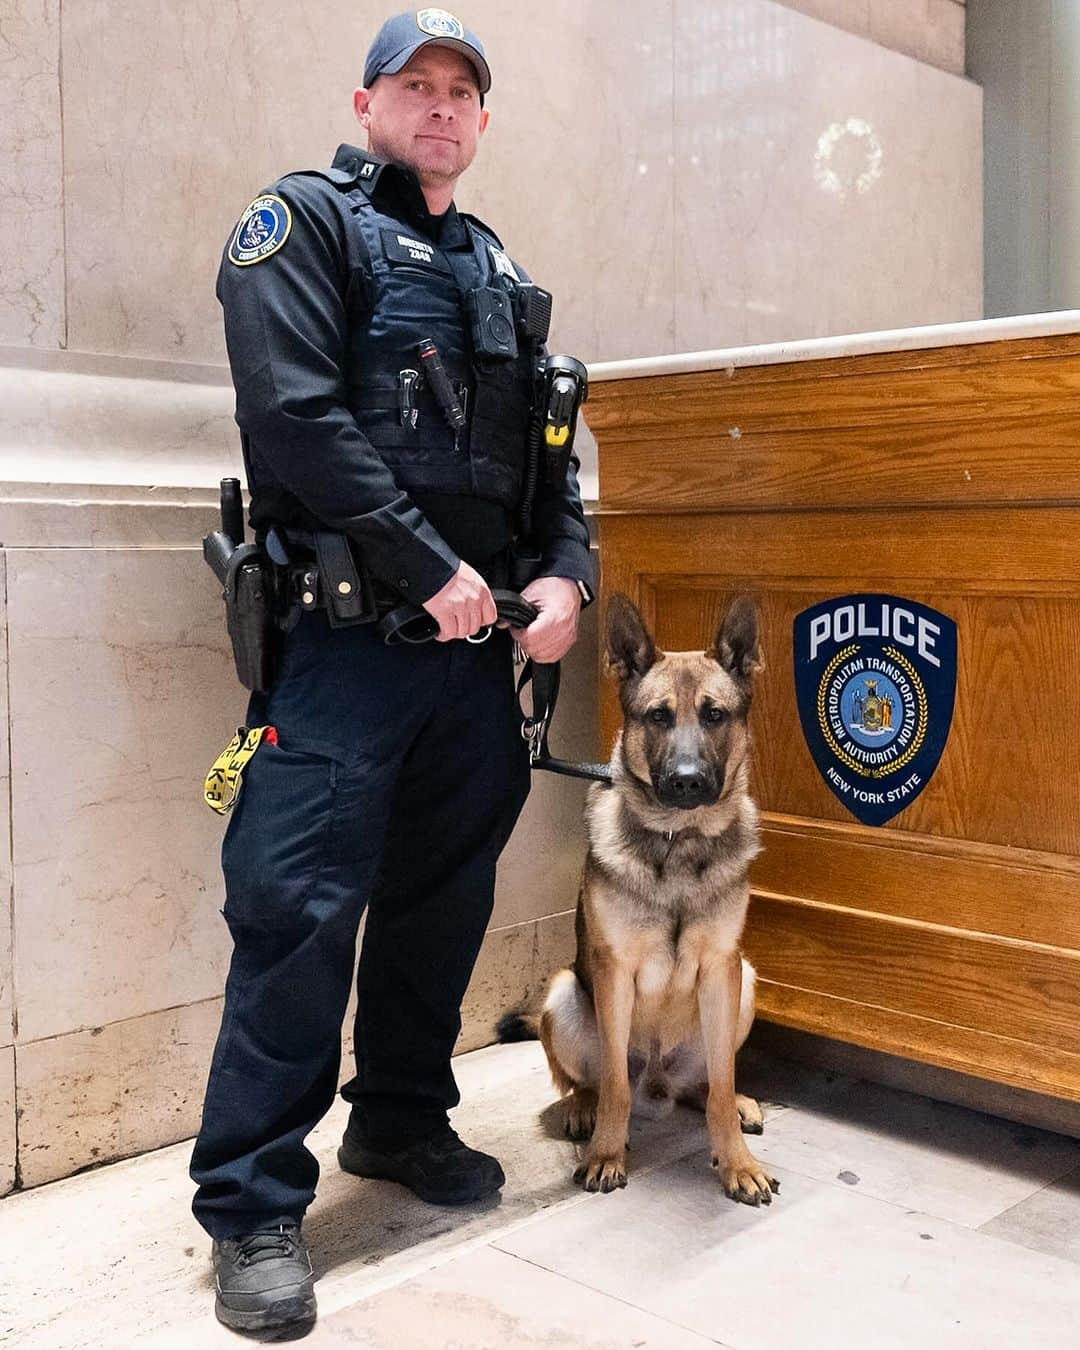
[{"x1": 190, "y1": 144, "x2": 592, "y2": 1239}]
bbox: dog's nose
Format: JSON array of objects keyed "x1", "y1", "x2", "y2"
[
  {"x1": 672, "y1": 767, "x2": 705, "y2": 796},
  {"x1": 660, "y1": 765, "x2": 709, "y2": 804}
]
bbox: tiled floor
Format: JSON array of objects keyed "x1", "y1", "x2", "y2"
[{"x1": 1, "y1": 1041, "x2": 1079, "y2": 1348}]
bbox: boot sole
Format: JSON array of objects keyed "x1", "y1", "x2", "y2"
[
  {"x1": 337, "y1": 1141, "x2": 503, "y2": 1206},
  {"x1": 215, "y1": 1292, "x2": 317, "y2": 1332}
]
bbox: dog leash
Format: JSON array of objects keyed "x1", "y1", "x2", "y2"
[
  {"x1": 518, "y1": 658, "x2": 614, "y2": 786},
  {"x1": 381, "y1": 586, "x2": 613, "y2": 785},
  {"x1": 378, "y1": 588, "x2": 541, "y2": 645}
]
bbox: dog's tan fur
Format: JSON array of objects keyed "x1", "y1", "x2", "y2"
[{"x1": 537, "y1": 594, "x2": 779, "y2": 1205}]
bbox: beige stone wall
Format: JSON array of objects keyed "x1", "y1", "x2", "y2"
[
  {"x1": 778, "y1": 0, "x2": 966, "y2": 75},
  {"x1": 0, "y1": 434, "x2": 596, "y2": 1191},
  {"x1": 0, "y1": 0, "x2": 982, "y2": 1191},
  {"x1": 4, "y1": 0, "x2": 980, "y2": 366}
]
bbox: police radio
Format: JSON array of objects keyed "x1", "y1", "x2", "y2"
[{"x1": 538, "y1": 354, "x2": 588, "y2": 486}]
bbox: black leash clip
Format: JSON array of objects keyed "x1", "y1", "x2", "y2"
[{"x1": 517, "y1": 659, "x2": 614, "y2": 786}]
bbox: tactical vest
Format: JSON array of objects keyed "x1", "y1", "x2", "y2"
[{"x1": 298, "y1": 158, "x2": 537, "y2": 514}]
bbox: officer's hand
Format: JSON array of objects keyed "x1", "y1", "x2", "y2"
[
  {"x1": 510, "y1": 577, "x2": 582, "y2": 664},
  {"x1": 422, "y1": 561, "x2": 498, "y2": 642}
]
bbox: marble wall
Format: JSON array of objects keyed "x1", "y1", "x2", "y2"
[
  {"x1": 0, "y1": 0, "x2": 64, "y2": 348},
  {"x1": 0, "y1": 457, "x2": 596, "y2": 1190},
  {"x1": 778, "y1": 0, "x2": 966, "y2": 74},
  {"x1": 2, "y1": 0, "x2": 980, "y2": 368}
]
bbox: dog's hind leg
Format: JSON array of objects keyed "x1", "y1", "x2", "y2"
[{"x1": 540, "y1": 969, "x2": 601, "y2": 1140}]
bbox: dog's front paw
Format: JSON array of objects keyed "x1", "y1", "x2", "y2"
[
  {"x1": 711, "y1": 1149, "x2": 779, "y2": 1206},
  {"x1": 573, "y1": 1150, "x2": 627, "y2": 1193}
]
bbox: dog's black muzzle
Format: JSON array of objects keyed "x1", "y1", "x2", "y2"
[{"x1": 654, "y1": 762, "x2": 721, "y2": 810}]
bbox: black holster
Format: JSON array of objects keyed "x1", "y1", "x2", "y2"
[{"x1": 203, "y1": 533, "x2": 277, "y2": 693}]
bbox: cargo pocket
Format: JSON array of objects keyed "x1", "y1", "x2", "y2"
[{"x1": 221, "y1": 739, "x2": 339, "y2": 931}]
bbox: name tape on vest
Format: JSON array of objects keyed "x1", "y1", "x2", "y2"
[{"x1": 381, "y1": 229, "x2": 451, "y2": 272}]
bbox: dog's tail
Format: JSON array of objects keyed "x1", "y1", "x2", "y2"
[{"x1": 495, "y1": 1008, "x2": 539, "y2": 1043}]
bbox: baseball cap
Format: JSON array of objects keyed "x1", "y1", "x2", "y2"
[{"x1": 364, "y1": 10, "x2": 491, "y2": 96}]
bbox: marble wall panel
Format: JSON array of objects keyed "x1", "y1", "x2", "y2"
[
  {"x1": 457, "y1": 911, "x2": 576, "y2": 1055},
  {"x1": 60, "y1": 1, "x2": 979, "y2": 368},
  {"x1": 0, "y1": 359, "x2": 239, "y2": 490},
  {"x1": 462, "y1": 0, "x2": 676, "y2": 362},
  {"x1": 8, "y1": 547, "x2": 240, "y2": 1044},
  {"x1": 867, "y1": 0, "x2": 965, "y2": 75},
  {"x1": 0, "y1": 555, "x2": 12, "y2": 1049},
  {"x1": 15, "y1": 998, "x2": 223, "y2": 1188},
  {"x1": 0, "y1": 1046, "x2": 14, "y2": 1196},
  {"x1": 673, "y1": 0, "x2": 981, "y2": 354},
  {"x1": 777, "y1": 0, "x2": 966, "y2": 75},
  {"x1": 13, "y1": 908, "x2": 573, "y2": 1188},
  {"x1": 0, "y1": 0, "x2": 65, "y2": 348},
  {"x1": 61, "y1": 0, "x2": 364, "y2": 365}
]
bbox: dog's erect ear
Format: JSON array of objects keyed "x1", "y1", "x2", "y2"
[
  {"x1": 605, "y1": 593, "x2": 657, "y2": 681},
  {"x1": 710, "y1": 596, "x2": 764, "y2": 683}
]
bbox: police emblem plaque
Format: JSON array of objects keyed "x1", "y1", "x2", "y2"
[{"x1": 793, "y1": 594, "x2": 957, "y2": 826}]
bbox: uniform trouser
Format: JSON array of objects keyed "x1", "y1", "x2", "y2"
[{"x1": 189, "y1": 614, "x2": 531, "y2": 1240}]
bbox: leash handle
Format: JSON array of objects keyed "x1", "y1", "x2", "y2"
[{"x1": 378, "y1": 589, "x2": 539, "y2": 646}]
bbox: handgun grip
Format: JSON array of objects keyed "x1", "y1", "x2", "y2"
[{"x1": 220, "y1": 477, "x2": 245, "y2": 548}]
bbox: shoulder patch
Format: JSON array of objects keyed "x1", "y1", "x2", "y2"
[{"x1": 228, "y1": 195, "x2": 292, "y2": 267}]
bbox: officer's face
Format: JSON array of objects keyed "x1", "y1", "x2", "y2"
[{"x1": 355, "y1": 47, "x2": 489, "y2": 189}]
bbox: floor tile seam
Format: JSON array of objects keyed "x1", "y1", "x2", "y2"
[
  {"x1": 527, "y1": 1138, "x2": 1080, "y2": 1273},
  {"x1": 488, "y1": 1246, "x2": 737, "y2": 1349},
  {"x1": 751, "y1": 1126, "x2": 1080, "y2": 1231},
  {"x1": 317, "y1": 1136, "x2": 714, "y2": 1314},
  {"x1": 975, "y1": 1161, "x2": 1080, "y2": 1231},
  {"x1": 12, "y1": 992, "x2": 222, "y2": 1050},
  {"x1": 756, "y1": 1158, "x2": 1080, "y2": 1273},
  {"x1": 313, "y1": 1193, "x2": 599, "y2": 1316},
  {"x1": 486, "y1": 907, "x2": 576, "y2": 936}
]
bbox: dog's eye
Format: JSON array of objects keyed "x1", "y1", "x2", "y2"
[
  {"x1": 704, "y1": 706, "x2": 728, "y2": 724},
  {"x1": 647, "y1": 706, "x2": 672, "y2": 725}
]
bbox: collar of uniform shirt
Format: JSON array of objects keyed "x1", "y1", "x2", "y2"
[{"x1": 332, "y1": 142, "x2": 468, "y2": 247}]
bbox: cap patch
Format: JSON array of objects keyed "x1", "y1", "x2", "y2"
[
  {"x1": 416, "y1": 8, "x2": 464, "y2": 39},
  {"x1": 228, "y1": 195, "x2": 292, "y2": 267}
]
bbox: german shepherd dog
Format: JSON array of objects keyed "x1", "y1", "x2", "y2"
[{"x1": 502, "y1": 594, "x2": 779, "y2": 1206}]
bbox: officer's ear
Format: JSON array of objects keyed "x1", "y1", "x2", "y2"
[
  {"x1": 354, "y1": 87, "x2": 373, "y2": 130},
  {"x1": 478, "y1": 106, "x2": 489, "y2": 136}
]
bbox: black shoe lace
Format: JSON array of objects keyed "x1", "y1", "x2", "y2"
[{"x1": 236, "y1": 1226, "x2": 299, "y2": 1267}]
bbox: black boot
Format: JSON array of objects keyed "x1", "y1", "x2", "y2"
[
  {"x1": 212, "y1": 1222, "x2": 316, "y2": 1333},
  {"x1": 338, "y1": 1120, "x2": 505, "y2": 1205}
]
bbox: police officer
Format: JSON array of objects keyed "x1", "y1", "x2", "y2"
[{"x1": 190, "y1": 9, "x2": 593, "y2": 1334}]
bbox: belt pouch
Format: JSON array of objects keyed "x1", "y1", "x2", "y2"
[{"x1": 314, "y1": 532, "x2": 377, "y2": 627}]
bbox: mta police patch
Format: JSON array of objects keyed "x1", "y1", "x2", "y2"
[
  {"x1": 228, "y1": 195, "x2": 292, "y2": 267},
  {"x1": 417, "y1": 8, "x2": 464, "y2": 39},
  {"x1": 793, "y1": 594, "x2": 957, "y2": 826}
]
